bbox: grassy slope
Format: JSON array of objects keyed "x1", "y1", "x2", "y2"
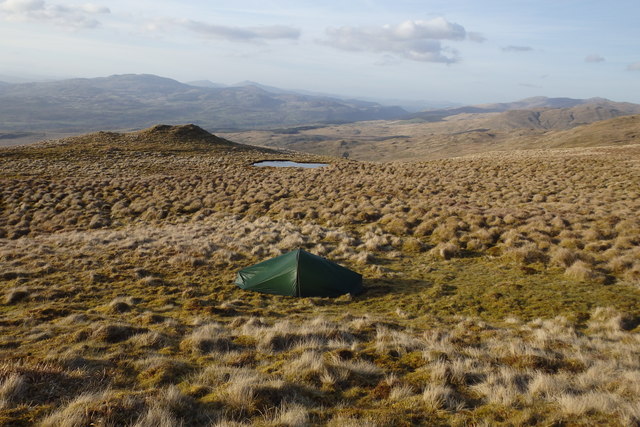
[
  {"x1": 221, "y1": 114, "x2": 640, "y2": 162},
  {"x1": 1, "y1": 126, "x2": 639, "y2": 425}
]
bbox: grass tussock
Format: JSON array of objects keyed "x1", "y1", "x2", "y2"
[
  {"x1": 0, "y1": 374, "x2": 26, "y2": 409},
  {"x1": 564, "y1": 260, "x2": 606, "y2": 283}
]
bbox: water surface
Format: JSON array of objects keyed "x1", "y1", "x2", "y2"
[{"x1": 252, "y1": 160, "x2": 328, "y2": 168}]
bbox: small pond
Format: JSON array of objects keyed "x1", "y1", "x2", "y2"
[{"x1": 252, "y1": 160, "x2": 329, "y2": 168}]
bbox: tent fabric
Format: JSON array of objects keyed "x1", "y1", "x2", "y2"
[{"x1": 235, "y1": 249, "x2": 362, "y2": 297}]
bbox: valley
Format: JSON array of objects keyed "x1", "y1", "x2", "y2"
[{"x1": 221, "y1": 109, "x2": 640, "y2": 162}]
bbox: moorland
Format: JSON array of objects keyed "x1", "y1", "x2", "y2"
[
  {"x1": 221, "y1": 107, "x2": 640, "y2": 161},
  {"x1": 1, "y1": 121, "x2": 639, "y2": 426}
]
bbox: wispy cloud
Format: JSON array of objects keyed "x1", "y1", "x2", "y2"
[
  {"x1": 502, "y1": 45, "x2": 533, "y2": 52},
  {"x1": 180, "y1": 20, "x2": 300, "y2": 41},
  {"x1": 585, "y1": 54, "x2": 605, "y2": 63},
  {"x1": 146, "y1": 18, "x2": 300, "y2": 43},
  {"x1": 322, "y1": 18, "x2": 469, "y2": 64},
  {"x1": 0, "y1": 0, "x2": 110, "y2": 29},
  {"x1": 467, "y1": 31, "x2": 486, "y2": 43},
  {"x1": 627, "y1": 62, "x2": 640, "y2": 71},
  {"x1": 374, "y1": 54, "x2": 402, "y2": 66}
]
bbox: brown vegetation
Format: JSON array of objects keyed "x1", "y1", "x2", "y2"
[
  {"x1": 222, "y1": 114, "x2": 640, "y2": 162},
  {"x1": 1, "y1": 125, "x2": 639, "y2": 425}
]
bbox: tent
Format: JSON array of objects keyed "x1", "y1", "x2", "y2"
[{"x1": 235, "y1": 249, "x2": 362, "y2": 297}]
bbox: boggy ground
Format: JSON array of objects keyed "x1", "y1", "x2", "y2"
[{"x1": 1, "y1": 125, "x2": 639, "y2": 426}]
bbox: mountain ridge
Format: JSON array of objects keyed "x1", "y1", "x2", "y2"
[
  {"x1": 0, "y1": 74, "x2": 408, "y2": 133},
  {"x1": 2, "y1": 73, "x2": 640, "y2": 155},
  {"x1": 408, "y1": 96, "x2": 640, "y2": 124}
]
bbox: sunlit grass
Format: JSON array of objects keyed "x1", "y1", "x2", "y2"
[{"x1": 1, "y1": 125, "x2": 639, "y2": 425}]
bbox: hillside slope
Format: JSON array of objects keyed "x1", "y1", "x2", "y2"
[
  {"x1": 528, "y1": 114, "x2": 640, "y2": 148},
  {"x1": 32, "y1": 124, "x2": 246, "y2": 153},
  {"x1": 479, "y1": 101, "x2": 640, "y2": 130},
  {"x1": 0, "y1": 74, "x2": 407, "y2": 133},
  {"x1": 409, "y1": 96, "x2": 640, "y2": 126},
  {"x1": 223, "y1": 113, "x2": 640, "y2": 161}
]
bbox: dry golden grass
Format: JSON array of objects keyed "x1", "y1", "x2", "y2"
[
  {"x1": 1, "y1": 125, "x2": 639, "y2": 425},
  {"x1": 220, "y1": 114, "x2": 640, "y2": 162}
]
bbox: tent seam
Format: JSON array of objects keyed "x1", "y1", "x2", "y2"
[{"x1": 295, "y1": 248, "x2": 301, "y2": 297}]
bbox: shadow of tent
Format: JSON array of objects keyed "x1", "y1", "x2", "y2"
[
  {"x1": 357, "y1": 278, "x2": 438, "y2": 299},
  {"x1": 358, "y1": 278, "x2": 456, "y2": 299},
  {"x1": 308, "y1": 277, "x2": 447, "y2": 305}
]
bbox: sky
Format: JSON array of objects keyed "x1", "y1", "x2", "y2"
[{"x1": 1, "y1": 0, "x2": 639, "y2": 105}]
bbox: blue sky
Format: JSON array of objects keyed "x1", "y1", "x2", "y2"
[{"x1": 1, "y1": 0, "x2": 639, "y2": 104}]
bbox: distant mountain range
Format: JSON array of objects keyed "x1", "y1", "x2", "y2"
[
  {"x1": 189, "y1": 79, "x2": 298, "y2": 93},
  {"x1": 186, "y1": 80, "x2": 448, "y2": 110},
  {"x1": 409, "y1": 96, "x2": 640, "y2": 128},
  {"x1": 186, "y1": 80, "x2": 227, "y2": 89},
  {"x1": 0, "y1": 74, "x2": 407, "y2": 133},
  {"x1": 1, "y1": 73, "x2": 640, "y2": 151}
]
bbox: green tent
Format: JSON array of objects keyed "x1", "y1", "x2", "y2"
[{"x1": 235, "y1": 249, "x2": 362, "y2": 297}]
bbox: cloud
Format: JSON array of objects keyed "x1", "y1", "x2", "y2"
[
  {"x1": 176, "y1": 19, "x2": 299, "y2": 42},
  {"x1": 585, "y1": 54, "x2": 605, "y2": 63},
  {"x1": 80, "y1": 3, "x2": 109, "y2": 14},
  {"x1": 502, "y1": 45, "x2": 533, "y2": 52},
  {"x1": 0, "y1": 0, "x2": 110, "y2": 28},
  {"x1": 468, "y1": 32, "x2": 486, "y2": 43},
  {"x1": 375, "y1": 54, "x2": 402, "y2": 66},
  {"x1": 628, "y1": 62, "x2": 640, "y2": 71},
  {"x1": 0, "y1": 0, "x2": 43, "y2": 12},
  {"x1": 519, "y1": 83, "x2": 541, "y2": 88},
  {"x1": 145, "y1": 18, "x2": 300, "y2": 42},
  {"x1": 322, "y1": 18, "x2": 469, "y2": 64}
]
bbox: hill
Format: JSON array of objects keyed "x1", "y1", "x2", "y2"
[
  {"x1": 222, "y1": 112, "x2": 640, "y2": 161},
  {"x1": 470, "y1": 96, "x2": 604, "y2": 112},
  {"x1": 517, "y1": 114, "x2": 640, "y2": 148},
  {"x1": 479, "y1": 101, "x2": 640, "y2": 130},
  {"x1": 0, "y1": 74, "x2": 407, "y2": 134},
  {"x1": 186, "y1": 80, "x2": 226, "y2": 88},
  {"x1": 408, "y1": 96, "x2": 640, "y2": 124},
  {"x1": 28, "y1": 124, "x2": 248, "y2": 154}
]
